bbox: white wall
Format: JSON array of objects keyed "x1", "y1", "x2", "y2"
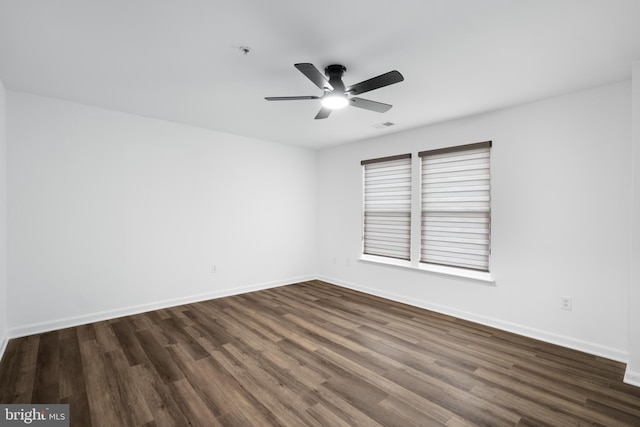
[
  {"x1": 629, "y1": 62, "x2": 640, "y2": 386},
  {"x1": 318, "y1": 81, "x2": 632, "y2": 361},
  {"x1": 6, "y1": 92, "x2": 317, "y2": 335},
  {"x1": 3, "y1": 80, "x2": 636, "y2": 376},
  {"x1": 0, "y1": 78, "x2": 7, "y2": 357}
]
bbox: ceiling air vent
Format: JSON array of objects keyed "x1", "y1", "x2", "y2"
[{"x1": 372, "y1": 121, "x2": 395, "y2": 129}]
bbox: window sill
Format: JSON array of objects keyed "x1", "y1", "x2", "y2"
[{"x1": 358, "y1": 254, "x2": 495, "y2": 284}]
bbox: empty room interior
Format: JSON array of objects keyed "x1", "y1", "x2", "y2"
[{"x1": 1, "y1": 1, "x2": 640, "y2": 426}]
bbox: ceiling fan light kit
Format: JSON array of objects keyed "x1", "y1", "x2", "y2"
[
  {"x1": 265, "y1": 63, "x2": 404, "y2": 119},
  {"x1": 321, "y1": 94, "x2": 348, "y2": 109}
]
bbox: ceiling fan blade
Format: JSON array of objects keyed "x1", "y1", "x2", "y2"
[
  {"x1": 315, "y1": 107, "x2": 332, "y2": 120},
  {"x1": 349, "y1": 97, "x2": 393, "y2": 113},
  {"x1": 295, "y1": 63, "x2": 333, "y2": 91},
  {"x1": 346, "y1": 70, "x2": 404, "y2": 96},
  {"x1": 265, "y1": 96, "x2": 320, "y2": 101}
]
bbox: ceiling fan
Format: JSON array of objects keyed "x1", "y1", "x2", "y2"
[{"x1": 265, "y1": 63, "x2": 404, "y2": 120}]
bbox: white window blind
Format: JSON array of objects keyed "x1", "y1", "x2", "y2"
[
  {"x1": 362, "y1": 154, "x2": 412, "y2": 260},
  {"x1": 419, "y1": 142, "x2": 491, "y2": 271}
]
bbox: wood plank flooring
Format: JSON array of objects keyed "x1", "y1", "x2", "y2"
[{"x1": 1, "y1": 280, "x2": 639, "y2": 426}]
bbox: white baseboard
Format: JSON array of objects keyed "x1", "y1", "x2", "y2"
[
  {"x1": 318, "y1": 275, "x2": 629, "y2": 363},
  {"x1": 7, "y1": 275, "x2": 315, "y2": 340},
  {"x1": 624, "y1": 368, "x2": 640, "y2": 387},
  {"x1": 3, "y1": 274, "x2": 632, "y2": 371},
  {"x1": 0, "y1": 331, "x2": 8, "y2": 364}
]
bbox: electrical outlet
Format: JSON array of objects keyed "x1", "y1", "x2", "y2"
[
  {"x1": 560, "y1": 297, "x2": 572, "y2": 311},
  {"x1": 211, "y1": 264, "x2": 217, "y2": 273}
]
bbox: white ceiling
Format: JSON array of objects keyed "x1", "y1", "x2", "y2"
[{"x1": 1, "y1": 0, "x2": 639, "y2": 150}]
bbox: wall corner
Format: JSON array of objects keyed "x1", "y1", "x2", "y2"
[{"x1": 629, "y1": 60, "x2": 640, "y2": 382}]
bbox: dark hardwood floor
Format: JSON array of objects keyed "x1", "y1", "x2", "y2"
[{"x1": 1, "y1": 280, "x2": 639, "y2": 426}]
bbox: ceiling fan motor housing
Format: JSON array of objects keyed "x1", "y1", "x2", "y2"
[{"x1": 325, "y1": 64, "x2": 346, "y2": 93}]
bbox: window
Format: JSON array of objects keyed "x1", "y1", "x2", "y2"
[
  {"x1": 361, "y1": 142, "x2": 492, "y2": 279},
  {"x1": 361, "y1": 154, "x2": 412, "y2": 260},
  {"x1": 419, "y1": 142, "x2": 491, "y2": 271}
]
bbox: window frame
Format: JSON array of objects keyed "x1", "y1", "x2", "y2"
[
  {"x1": 360, "y1": 142, "x2": 493, "y2": 283},
  {"x1": 419, "y1": 141, "x2": 492, "y2": 272},
  {"x1": 361, "y1": 153, "x2": 413, "y2": 261}
]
